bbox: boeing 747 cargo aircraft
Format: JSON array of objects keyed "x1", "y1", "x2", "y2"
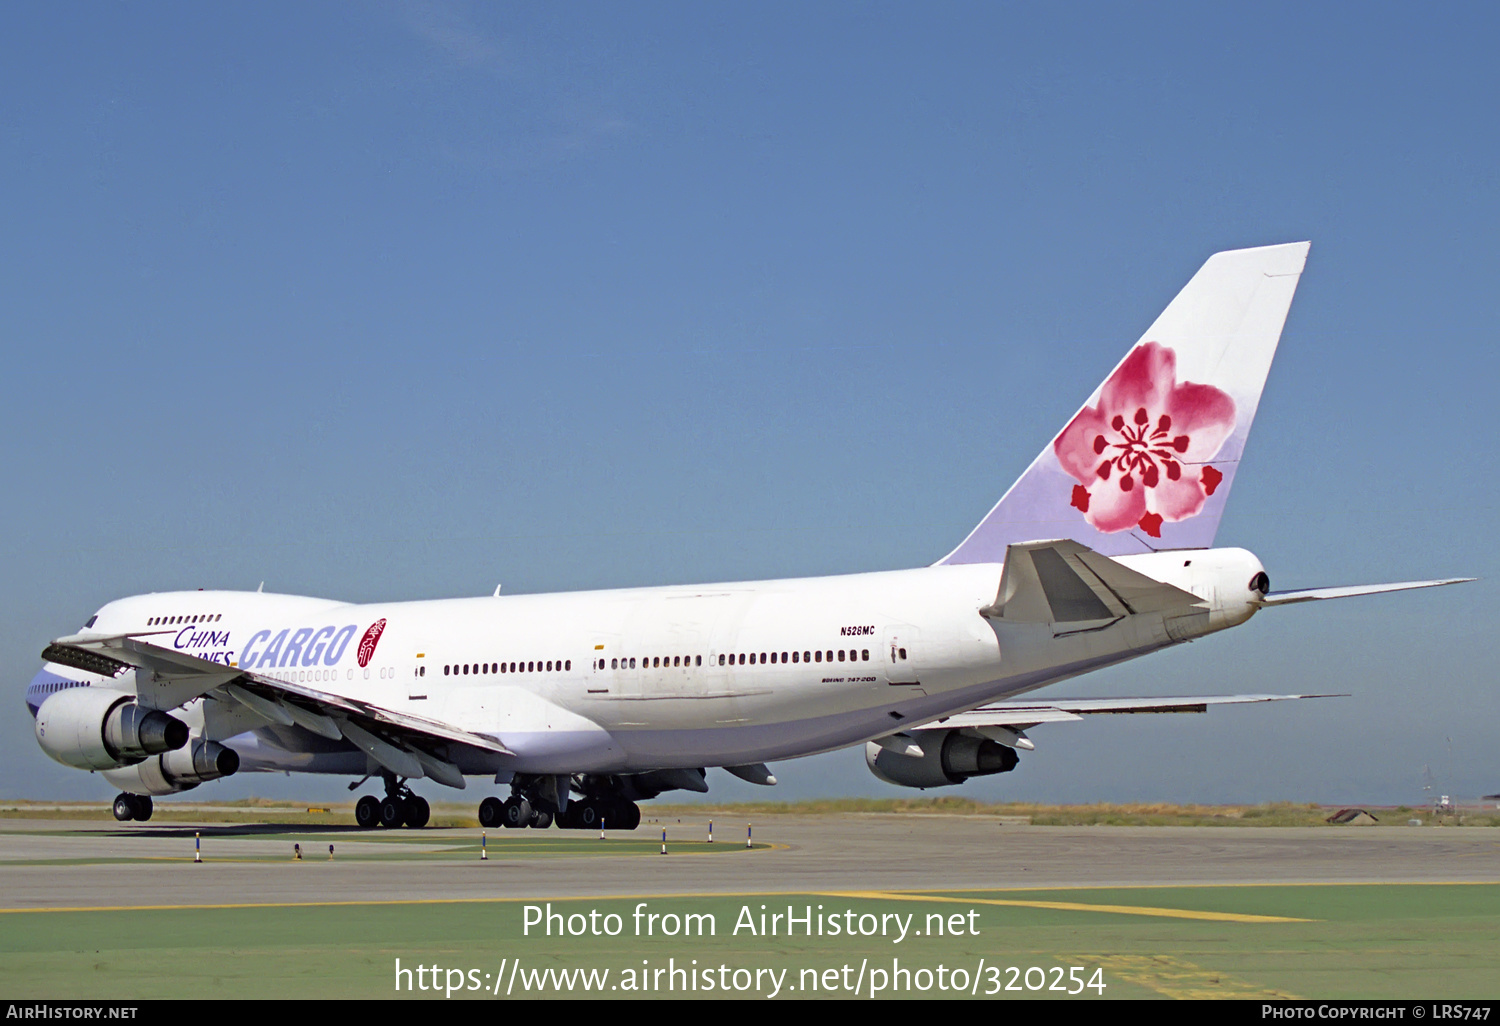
[{"x1": 26, "y1": 242, "x2": 1470, "y2": 829}]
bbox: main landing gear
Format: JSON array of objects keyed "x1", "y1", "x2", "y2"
[
  {"x1": 353, "y1": 774, "x2": 429, "y2": 829},
  {"x1": 477, "y1": 795, "x2": 558, "y2": 830},
  {"x1": 556, "y1": 797, "x2": 640, "y2": 831},
  {"x1": 111, "y1": 793, "x2": 153, "y2": 822},
  {"x1": 477, "y1": 776, "x2": 641, "y2": 831}
]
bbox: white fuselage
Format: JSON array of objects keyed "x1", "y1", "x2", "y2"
[{"x1": 37, "y1": 548, "x2": 1266, "y2": 782}]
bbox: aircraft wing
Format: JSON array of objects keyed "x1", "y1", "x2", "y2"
[
  {"x1": 921, "y1": 692, "x2": 1342, "y2": 729},
  {"x1": 40, "y1": 632, "x2": 511, "y2": 786},
  {"x1": 893, "y1": 692, "x2": 1342, "y2": 750}
]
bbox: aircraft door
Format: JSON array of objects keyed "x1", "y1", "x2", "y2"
[
  {"x1": 583, "y1": 628, "x2": 640, "y2": 703},
  {"x1": 881, "y1": 625, "x2": 925, "y2": 694},
  {"x1": 585, "y1": 633, "x2": 622, "y2": 696}
]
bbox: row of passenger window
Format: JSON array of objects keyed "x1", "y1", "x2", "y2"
[
  {"x1": 148, "y1": 613, "x2": 222, "y2": 626},
  {"x1": 720, "y1": 649, "x2": 871, "y2": 665},
  {"x1": 448, "y1": 648, "x2": 904, "y2": 677},
  {"x1": 31, "y1": 679, "x2": 83, "y2": 697},
  {"x1": 595, "y1": 655, "x2": 704, "y2": 670},
  {"x1": 444, "y1": 660, "x2": 572, "y2": 676},
  {"x1": 591, "y1": 649, "x2": 879, "y2": 671}
]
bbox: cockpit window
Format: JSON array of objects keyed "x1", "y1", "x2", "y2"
[{"x1": 84, "y1": 615, "x2": 97, "y2": 628}]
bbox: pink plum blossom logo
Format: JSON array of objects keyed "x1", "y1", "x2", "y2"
[{"x1": 1053, "y1": 341, "x2": 1236, "y2": 538}]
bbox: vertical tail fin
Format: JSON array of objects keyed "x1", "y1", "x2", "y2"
[{"x1": 940, "y1": 242, "x2": 1309, "y2": 564}]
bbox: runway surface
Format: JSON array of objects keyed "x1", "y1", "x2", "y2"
[{"x1": 2, "y1": 814, "x2": 1497, "y2": 911}]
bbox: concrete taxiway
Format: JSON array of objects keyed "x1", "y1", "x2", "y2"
[{"x1": 1, "y1": 814, "x2": 1496, "y2": 911}]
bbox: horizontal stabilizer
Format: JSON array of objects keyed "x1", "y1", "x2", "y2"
[
  {"x1": 1258, "y1": 578, "x2": 1475, "y2": 606},
  {"x1": 981, "y1": 539, "x2": 1201, "y2": 625}
]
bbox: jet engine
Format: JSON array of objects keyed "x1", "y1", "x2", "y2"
[
  {"x1": 865, "y1": 731, "x2": 1019, "y2": 789},
  {"x1": 101, "y1": 740, "x2": 240, "y2": 795},
  {"x1": 34, "y1": 687, "x2": 189, "y2": 771}
]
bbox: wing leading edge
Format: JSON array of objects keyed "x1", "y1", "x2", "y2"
[
  {"x1": 928, "y1": 692, "x2": 1343, "y2": 728},
  {"x1": 1257, "y1": 579, "x2": 1475, "y2": 606},
  {"x1": 40, "y1": 633, "x2": 513, "y2": 787},
  {"x1": 886, "y1": 692, "x2": 1344, "y2": 753}
]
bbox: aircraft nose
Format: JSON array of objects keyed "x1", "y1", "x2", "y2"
[
  {"x1": 26, "y1": 668, "x2": 81, "y2": 719},
  {"x1": 25, "y1": 669, "x2": 50, "y2": 718}
]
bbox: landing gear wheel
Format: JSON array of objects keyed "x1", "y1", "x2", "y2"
[
  {"x1": 379, "y1": 796, "x2": 405, "y2": 829},
  {"x1": 555, "y1": 803, "x2": 582, "y2": 829},
  {"x1": 530, "y1": 809, "x2": 554, "y2": 830},
  {"x1": 404, "y1": 796, "x2": 431, "y2": 829},
  {"x1": 133, "y1": 796, "x2": 154, "y2": 822},
  {"x1": 501, "y1": 796, "x2": 533, "y2": 829},
  {"x1": 355, "y1": 795, "x2": 381, "y2": 829},
  {"x1": 576, "y1": 800, "x2": 603, "y2": 830},
  {"x1": 112, "y1": 794, "x2": 136, "y2": 822},
  {"x1": 609, "y1": 801, "x2": 640, "y2": 831},
  {"x1": 478, "y1": 796, "x2": 504, "y2": 829}
]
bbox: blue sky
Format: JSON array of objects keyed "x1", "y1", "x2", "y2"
[{"x1": 2, "y1": 2, "x2": 1496, "y2": 806}]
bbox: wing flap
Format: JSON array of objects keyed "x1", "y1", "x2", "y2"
[{"x1": 339, "y1": 719, "x2": 425, "y2": 779}]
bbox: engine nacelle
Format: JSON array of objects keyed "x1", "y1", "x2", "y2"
[
  {"x1": 865, "y1": 731, "x2": 1020, "y2": 789},
  {"x1": 101, "y1": 740, "x2": 241, "y2": 796},
  {"x1": 34, "y1": 687, "x2": 189, "y2": 771}
]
